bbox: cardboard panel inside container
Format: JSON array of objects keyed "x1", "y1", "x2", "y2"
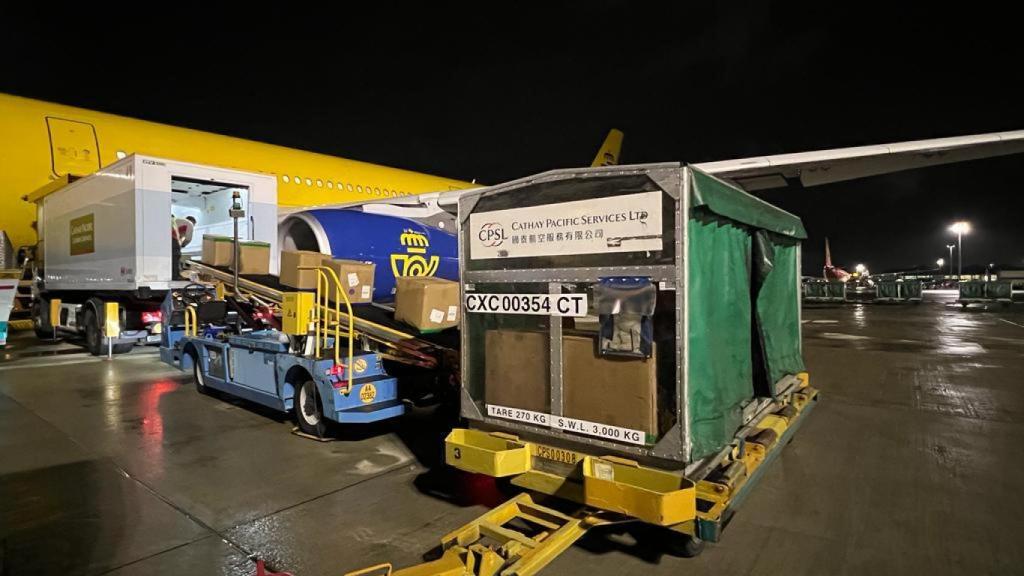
[{"x1": 465, "y1": 283, "x2": 553, "y2": 415}]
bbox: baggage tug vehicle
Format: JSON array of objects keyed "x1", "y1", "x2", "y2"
[{"x1": 160, "y1": 270, "x2": 405, "y2": 436}]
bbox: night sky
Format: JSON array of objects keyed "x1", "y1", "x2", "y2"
[{"x1": 2, "y1": 4, "x2": 1021, "y2": 273}]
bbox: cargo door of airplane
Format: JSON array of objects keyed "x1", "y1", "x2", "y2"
[{"x1": 46, "y1": 117, "x2": 101, "y2": 177}]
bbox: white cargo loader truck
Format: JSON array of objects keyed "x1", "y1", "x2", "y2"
[{"x1": 29, "y1": 154, "x2": 278, "y2": 354}]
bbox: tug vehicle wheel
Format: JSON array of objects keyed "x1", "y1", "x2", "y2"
[
  {"x1": 191, "y1": 352, "x2": 209, "y2": 394},
  {"x1": 296, "y1": 380, "x2": 328, "y2": 438}
]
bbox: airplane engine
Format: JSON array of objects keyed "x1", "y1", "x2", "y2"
[{"x1": 279, "y1": 209, "x2": 458, "y2": 301}]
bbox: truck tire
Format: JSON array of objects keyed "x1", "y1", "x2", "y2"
[
  {"x1": 32, "y1": 299, "x2": 59, "y2": 340},
  {"x1": 295, "y1": 379, "x2": 329, "y2": 438},
  {"x1": 83, "y1": 302, "x2": 132, "y2": 355},
  {"x1": 112, "y1": 342, "x2": 134, "y2": 355},
  {"x1": 83, "y1": 308, "x2": 103, "y2": 356}
]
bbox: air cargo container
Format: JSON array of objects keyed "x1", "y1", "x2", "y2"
[
  {"x1": 446, "y1": 163, "x2": 817, "y2": 551},
  {"x1": 28, "y1": 154, "x2": 277, "y2": 354}
]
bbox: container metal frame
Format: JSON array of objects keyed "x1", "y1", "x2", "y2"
[{"x1": 458, "y1": 163, "x2": 694, "y2": 465}]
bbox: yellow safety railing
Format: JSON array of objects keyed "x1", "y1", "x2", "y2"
[
  {"x1": 183, "y1": 306, "x2": 198, "y2": 337},
  {"x1": 299, "y1": 265, "x2": 355, "y2": 393}
]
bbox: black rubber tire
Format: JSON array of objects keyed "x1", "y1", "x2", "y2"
[
  {"x1": 662, "y1": 531, "x2": 705, "y2": 558},
  {"x1": 83, "y1": 308, "x2": 103, "y2": 356},
  {"x1": 191, "y1": 351, "x2": 209, "y2": 394},
  {"x1": 32, "y1": 299, "x2": 59, "y2": 340},
  {"x1": 112, "y1": 343, "x2": 134, "y2": 355},
  {"x1": 295, "y1": 379, "x2": 329, "y2": 438}
]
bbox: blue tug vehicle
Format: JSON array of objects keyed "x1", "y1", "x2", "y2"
[{"x1": 159, "y1": 271, "x2": 406, "y2": 437}]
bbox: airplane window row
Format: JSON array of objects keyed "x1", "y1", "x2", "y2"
[{"x1": 280, "y1": 174, "x2": 410, "y2": 197}]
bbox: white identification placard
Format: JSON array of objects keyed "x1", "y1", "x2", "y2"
[
  {"x1": 469, "y1": 191, "x2": 663, "y2": 260},
  {"x1": 465, "y1": 293, "x2": 588, "y2": 317},
  {"x1": 486, "y1": 404, "x2": 648, "y2": 445}
]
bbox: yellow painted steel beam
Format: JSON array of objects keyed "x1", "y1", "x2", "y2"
[{"x1": 347, "y1": 494, "x2": 604, "y2": 576}]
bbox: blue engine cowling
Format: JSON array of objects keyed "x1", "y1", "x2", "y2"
[{"x1": 279, "y1": 209, "x2": 458, "y2": 301}]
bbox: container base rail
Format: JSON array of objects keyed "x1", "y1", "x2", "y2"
[{"x1": 346, "y1": 376, "x2": 818, "y2": 576}]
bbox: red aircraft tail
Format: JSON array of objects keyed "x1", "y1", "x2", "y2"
[{"x1": 823, "y1": 237, "x2": 850, "y2": 281}]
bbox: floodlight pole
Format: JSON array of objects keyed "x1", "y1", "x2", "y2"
[{"x1": 957, "y1": 230, "x2": 963, "y2": 280}]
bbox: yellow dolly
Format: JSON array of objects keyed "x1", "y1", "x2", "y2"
[{"x1": 348, "y1": 379, "x2": 817, "y2": 576}]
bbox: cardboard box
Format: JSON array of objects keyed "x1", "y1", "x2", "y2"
[
  {"x1": 280, "y1": 250, "x2": 324, "y2": 290},
  {"x1": 202, "y1": 235, "x2": 233, "y2": 266},
  {"x1": 563, "y1": 335, "x2": 657, "y2": 435},
  {"x1": 231, "y1": 240, "x2": 270, "y2": 275},
  {"x1": 320, "y1": 257, "x2": 375, "y2": 303},
  {"x1": 484, "y1": 330, "x2": 549, "y2": 413},
  {"x1": 394, "y1": 276, "x2": 459, "y2": 331}
]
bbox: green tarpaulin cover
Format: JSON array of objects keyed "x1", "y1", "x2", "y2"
[
  {"x1": 960, "y1": 281, "x2": 985, "y2": 299},
  {"x1": 876, "y1": 281, "x2": 899, "y2": 299},
  {"x1": 690, "y1": 171, "x2": 807, "y2": 239},
  {"x1": 986, "y1": 281, "x2": 1012, "y2": 299},
  {"x1": 804, "y1": 283, "x2": 826, "y2": 298},
  {"x1": 687, "y1": 210, "x2": 752, "y2": 460},
  {"x1": 753, "y1": 232, "x2": 806, "y2": 386},
  {"x1": 903, "y1": 280, "x2": 923, "y2": 299},
  {"x1": 687, "y1": 169, "x2": 806, "y2": 460}
]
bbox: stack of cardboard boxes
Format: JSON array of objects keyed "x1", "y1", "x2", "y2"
[
  {"x1": 277, "y1": 249, "x2": 461, "y2": 333},
  {"x1": 279, "y1": 250, "x2": 375, "y2": 304},
  {"x1": 201, "y1": 235, "x2": 270, "y2": 275}
]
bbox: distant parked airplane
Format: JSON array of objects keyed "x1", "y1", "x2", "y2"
[{"x1": 823, "y1": 238, "x2": 851, "y2": 281}]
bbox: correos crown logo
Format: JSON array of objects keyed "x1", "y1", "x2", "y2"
[
  {"x1": 478, "y1": 222, "x2": 506, "y2": 247},
  {"x1": 390, "y1": 229, "x2": 440, "y2": 278}
]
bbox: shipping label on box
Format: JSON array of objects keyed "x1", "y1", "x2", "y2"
[
  {"x1": 395, "y1": 276, "x2": 459, "y2": 331},
  {"x1": 320, "y1": 257, "x2": 375, "y2": 303}
]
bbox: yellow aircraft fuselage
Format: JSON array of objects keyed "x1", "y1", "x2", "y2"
[{"x1": 0, "y1": 93, "x2": 475, "y2": 250}]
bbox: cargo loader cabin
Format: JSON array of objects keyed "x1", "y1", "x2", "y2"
[{"x1": 446, "y1": 163, "x2": 817, "y2": 558}]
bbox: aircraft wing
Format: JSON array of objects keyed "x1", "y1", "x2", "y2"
[{"x1": 692, "y1": 130, "x2": 1024, "y2": 191}]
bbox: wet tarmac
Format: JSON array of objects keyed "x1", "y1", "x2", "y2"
[{"x1": 2, "y1": 300, "x2": 1023, "y2": 575}]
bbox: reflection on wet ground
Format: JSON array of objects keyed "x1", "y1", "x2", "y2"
[{"x1": 1, "y1": 300, "x2": 1023, "y2": 575}]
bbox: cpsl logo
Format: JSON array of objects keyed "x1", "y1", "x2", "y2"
[
  {"x1": 390, "y1": 229, "x2": 440, "y2": 278},
  {"x1": 478, "y1": 222, "x2": 506, "y2": 247}
]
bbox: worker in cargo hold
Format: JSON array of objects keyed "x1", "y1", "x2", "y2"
[{"x1": 171, "y1": 215, "x2": 196, "y2": 279}]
